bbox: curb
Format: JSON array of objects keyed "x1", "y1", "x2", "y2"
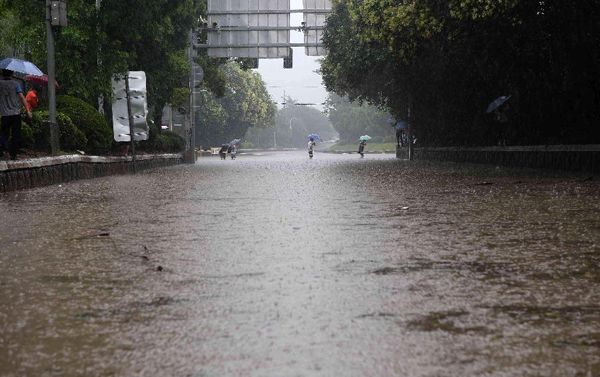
[
  {"x1": 0, "y1": 153, "x2": 183, "y2": 192},
  {"x1": 397, "y1": 145, "x2": 600, "y2": 174}
]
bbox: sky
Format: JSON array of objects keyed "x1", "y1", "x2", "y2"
[{"x1": 255, "y1": 0, "x2": 328, "y2": 110}]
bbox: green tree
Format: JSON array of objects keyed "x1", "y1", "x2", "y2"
[
  {"x1": 322, "y1": 0, "x2": 600, "y2": 146},
  {"x1": 325, "y1": 93, "x2": 393, "y2": 143},
  {"x1": 3, "y1": 0, "x2": 204, "y2": 122},
  {"x1": 197, "y1": 62, "x2": 276, "y2": 147},
  {"x1": 99, "y1": 0, "x2": 202, "y2": 126}
]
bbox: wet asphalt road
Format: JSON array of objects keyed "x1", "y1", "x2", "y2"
[{"x1": 1, "y1": 151, "x2": 599, "y2": 377}]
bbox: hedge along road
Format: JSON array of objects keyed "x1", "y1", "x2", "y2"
[{"x1": 1, "y1": 151, "x2": 599, "y2": 377}]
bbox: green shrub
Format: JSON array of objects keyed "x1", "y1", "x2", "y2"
[
  {"x1": 22, "y1": 111, "x2": 87, "y2": 152},
  {"x1": 32, "y1": 112, "x2": 51, "y2": 150},
  {"x1": 57, "y1": 95, "x2": 113, "y2": 153},
  {"x1": 57, "y1": 112, "x2": 88, "y2": 150},
  {"x1": 20, "y1": 121, "x2": 35, "y2": 149}
]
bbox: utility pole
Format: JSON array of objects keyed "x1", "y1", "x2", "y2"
[
  {"x1": 407, "y1": 104, "x2": 413, "y2": 161},
  {"x1": 124, "y1": 74, "x2": 136, "y2": 173},
  {"x1": 96, "y1": 0, "x2": 103, "y2": 113},
  {"x1": 185, "y1": 29, "x2": 198, "y2": 163},
  {"x1": 45, "y1": 0, "x2": 63, "y2": 155},
  {"x1": 274, "y1": 90, "x2": 286, "y2": 148}
]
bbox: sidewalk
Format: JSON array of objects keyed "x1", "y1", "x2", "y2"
[{"x1": 1, "y1": 153, "x2": 182, "y2": 192}]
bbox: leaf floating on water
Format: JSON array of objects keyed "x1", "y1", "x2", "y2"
[{"x1": 372, "y1": 267, "x2": 397, "y2": 275}]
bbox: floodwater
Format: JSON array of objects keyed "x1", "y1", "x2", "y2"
[{"x1": 1, "y1": 151, "x2": 599, "y2": 377}]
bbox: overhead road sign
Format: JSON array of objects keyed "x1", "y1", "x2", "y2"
[
  {"x1": 207, "y1": 0, "x2": 291, "y2": 58},
  {"x1": 207, "y1": 9, "x2": 330, "y2": 15},
  {"x1": 303, "y1": 0, "x2": 330, "y2": 56},
  {"x1": 196, "y1": 42, "x2": 323, "y2": 48}
]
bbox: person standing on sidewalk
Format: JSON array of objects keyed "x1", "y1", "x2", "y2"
[
  {"x1": 25, "y1": 86, "x2": 39, "y2": 112},
  {"x1": 0, "y1": 69, "x2": 32, "y2": 160}
]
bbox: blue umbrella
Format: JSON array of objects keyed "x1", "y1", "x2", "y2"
[
  {"x1": 0, "y1": 58, "x2": 44, "y2": 76},
  {"x1": 307, "y1": 133, "x2": 321, "y2": 141},
  {"x1": 359, "y1": 135, "x2": 372, "y2": 142},
  {"x1": 486, "y1": 95, "x2": 511, "y2": 113},
  {"x1": 395, "y1": 121, "x2": 408, "y2": 130},
  {"x1": 229, "y1": 138, "x2": 241, "y2": 146}
]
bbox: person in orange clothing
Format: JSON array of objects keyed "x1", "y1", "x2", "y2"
[{"x1": 25, "y1": 87, "x2": 39, "y2": 112}]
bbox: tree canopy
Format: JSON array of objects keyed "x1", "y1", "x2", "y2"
[
  {"x1": 0, "y1": 0, "x2": 206, "y2": 124},
  {"x1": 321, "y1": 0, "x2": 600, "y2": 146},
  {"x1": 325, "y1": 93, "x2": 393, "y2": 143},
  {"x1": 197, "y1": 62, "x2": 276, "y2": 148}
]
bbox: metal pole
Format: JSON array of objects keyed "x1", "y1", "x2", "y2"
[
  {"x1": 96, "y1": 0, "x2": 104, "y2": 113},
  {"x1": 289, "y1": 117, "x2": 296, "y2": 145},
  {"x1": 186, "y1": 29, "x2": 197, "y2": 163},
  {"x1": 407, "y1": 104, "x2": 413, "y2": 161},
  {"x1": 124, "y1": 73, "x2": 136, "y2": 173},
  {"x1": 45, "y1": 0, "x2": 59, "y2": 155}
]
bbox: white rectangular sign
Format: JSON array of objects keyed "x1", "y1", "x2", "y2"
[{"x1": 112, "y1": 71, "x2": 149, "y2": 142}]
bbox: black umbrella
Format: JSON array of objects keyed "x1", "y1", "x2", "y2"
[{"x1": 486, "y1": 95, "x2": 511, "y2": 113}]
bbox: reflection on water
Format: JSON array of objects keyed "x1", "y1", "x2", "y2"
[{"x1": 1, "y1": 152, "x2": 599, "y2": 376}]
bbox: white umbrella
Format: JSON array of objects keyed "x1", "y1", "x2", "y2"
[{"x1": 0, "y1": 58, "x2": 44, "y2": 76}]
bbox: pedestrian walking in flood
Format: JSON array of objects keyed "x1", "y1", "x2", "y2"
[
  {"x1": 486, "y1": 95, "x2": 511, "y2": 146},
  {"x1": 358, "y1": 135, "x2": 371, "y2": 158},
  {"x1": 0, "y1": 69, "x2": 32, "y2": 160},
  {"x1": 308, "y1": 137, "x2": 316, "y2": 158},
  {"x1": 228, "y1": 143, "x2": 237, "y2": 159},
  {"x1": 219, "y1": 144, "x2": 228, "y2": 160},
  {"x1": 358, "y1": 140, "x2": 366, "y2": 157}
]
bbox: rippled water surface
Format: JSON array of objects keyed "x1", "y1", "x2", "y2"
[{"x1": 1, "y1": 151, "x2": 599, "y2": 376}]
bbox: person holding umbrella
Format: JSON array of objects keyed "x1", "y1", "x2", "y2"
[
  {"x1": 358, "y1": 135, "x2": 371, "y2": 157},
  {"x1": 307, "y1": 134, "x2": 320, "y2": 159},
  {"x1": 227, "y1": 143, "x2": 237, "y2": 160},
  {"x1": 228, "y1": 139, "x2": 241, "y2": 160},
  {"x1": 0, "y1": 69, "x2": 32, "y2": 160},
  {"x1": 486, "y1": 95, "x2": 511, "y2": 146},
  {"x1": 308, "y1": 137, "x2": 316, "y2": 158},
  {"x1": 219, "y1": 144, "x2": 228, "y2": 160}
]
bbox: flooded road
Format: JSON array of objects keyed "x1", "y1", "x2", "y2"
[{"x1": 1, "y1": 151, "x2": 599, "y2": 376}]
